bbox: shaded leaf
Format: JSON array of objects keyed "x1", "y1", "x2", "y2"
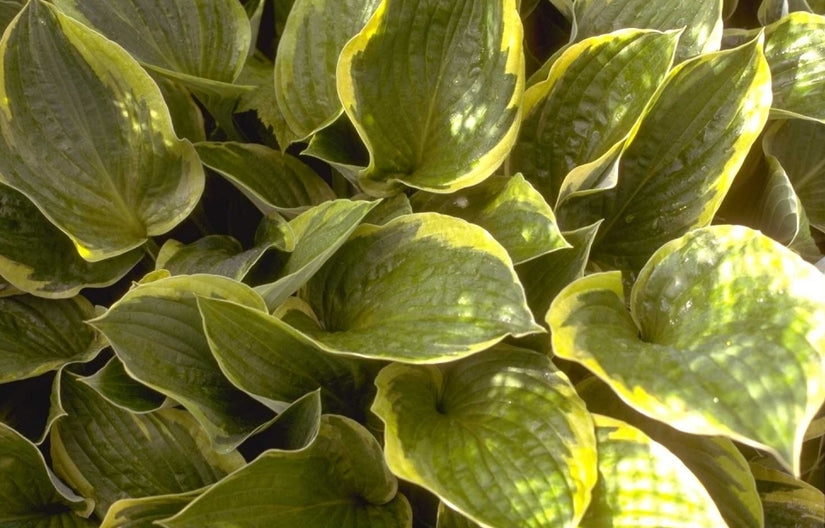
[
  {"x1": 436, "y1": 503, "x2": 480, "y2": 528},
  {"x1": 303, "y1": 213, "x2": 542, "y2": 363},
  {"x1": 0, "y1": 0, "x2": 204, "y2": 261},
  {"x1": 549, "y1": 225, "x2": 825, "y2": 474},
  {"x1": 338, "y1": 0, "x2": 525, "y2": 195},
  {"x1": 301, "y1": 113, "x2": 370, "y2": 185},
  {"x1": 79, "y1": 356, "x2": 166, "y2": 414},
  {"x1": 0, "y1": 372, "x2": 64, "y2": 444},
  {"x1": 155, "y1": 78, "x2": 206, "y2": 143},
  {"x1": 247, "y1": 389, "x2": 322, "y2": 452},
  {"x1": 160, "y1": 415, "x2": 412, "y2": 528},
  {"x1": 751, "y1": 463, "x2": 825, "y2": 527},
  {"x1": 100, "y1": 490, "x2": 204, "y2": 528},
  {"x1": 372, "y1": 346, "x2": 597, "y2": 527}
]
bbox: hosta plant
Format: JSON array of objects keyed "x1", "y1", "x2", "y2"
[{"x1": 1, "y1": 0, "x2": 825, "y2": 526}]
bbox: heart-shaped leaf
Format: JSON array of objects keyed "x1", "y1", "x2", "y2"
[
  {"x1": 372, "y1": 346, "x2": 597, "y2": 527},
  {"x1": 159, "y1": 415, "x2": 412, "y2": 528},
  {"x1": 549, "y1": 225, "x2": 825, "y2": 474},
  {"x1": 303, "y1": 213, "x2": 542, "y2": 363},
  {"x1": 510, "y1": 29, "x2": 678, "y2": 206},
  {"x1": 338, "y1": 0, "x2": 524, "y2": 195},
  {"x1": 580, "y1": 415, "x2": 728, "y2": 526},
  {"x1": 274, "y1": 0, "x2": 382, "y2": 144},
  {"x1": 0, "y1": 294, "x2": 103, "y2": 383},
  {"x1": 0, "y1": 0, "x2": 204, "y2": 261},
  {"x1": 51, "y1": 372, "x2": 244, "y2": 518},
  {"x1": 88, "y1": 274, "x2": 275, "y2": 451}
]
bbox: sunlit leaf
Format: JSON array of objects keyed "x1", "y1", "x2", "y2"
[
  {"x1": 372, "y1": 346, "x2": 597, "y2": 527},
  {"x1": 549, "y1": 225, "x2": 825, "y2": 474},
  {"x1": 338, "y1": 0, "x2": 525, "y2": 195}
]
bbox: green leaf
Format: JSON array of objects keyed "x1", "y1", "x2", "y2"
[
  {"x1": 566, "y1": 36, "x2": 772, "y2": 272},
  {"x1": 88, "y1": 274, "x2": 275, "y2": 452},
  {"x1": 338, "y1": 0, "x2": 525, "y2": 195},
  {"x1": 763, "y1": 11, "x2": 825, "y2": 122},
  {"x1": 436, "y1": 503, "x2": 480, "y2": 528},
  {"x1": 159, "y1": 415, "x2": 412, "y2": 528},
  {"x1": 79, "y1": 357, "x2": 166, "y2": 414},
  {"x1": 548, "y1": 225, "x2": 825, "y2": 474},
  {"x1": 0, "y1": 295, "x2": 102, "y2": 383},
  {"x1": 758, "y1": 0, "x2": 817, "y2": 25},
  {"x1": 51, "y1": 0, "x2": 250, "y2": 83},
  {"x1": 579, "y1": 415, "x2": 728, "y2": 526},
  {"x1": 0, "y1": 0, "x2": 204, "y2": 261},
  {"x1": 0, "y1": 0, "x2": 23, "y2": 34},
  {"x1": 304, "y1": 213, "x2": 542, "y2": 363},
  {"x1": 751, "y1": 463, "x2": 825, "y2": 527},
  {"x1": 274, "y1": 0, "x2": 382, "y2": 143},
  {"x1": 571, "y1": 0, "x2": 723, "y2": 62},
  {"x1": 100, "y1": 490, "x2": 204, "y2": 528},
  {"x1": 194, "y1": 142, "x2": 335, "y2": 215},
  {"x1": 236, "y1": 52, "x2": 288, "y2": 143},
  {"x1": 510, "y1": 29, "x2": 679, "y2": 206},
  {"x1": 362, "y1": 193, "x2": 413, "y2": 226},
  {"x1": 411, "y1": 174, "x2": 570, "y2": 264},
  {"x1": 0, "y1": 372, "x2": 64, "y2": 444},
  {"x1": 0, "y1": 183, "x2": 143, "y2": 298},
  {"x1": 249, "y1": 389, "x2": 323, "y2": 452},
  {"x1": 301, "y1": 113, "x2": 370, "y2": 185},
  {"x1": 155, "y1": 78, "x2": 206, "y2": 143},
  {"x1": 372, "y1": 346, "x2": 597, "y2": 527},
  {"x1": 763, "y1": 118, "x2": 825, "y2": 233},
  {"x1": 0, "y1": 421, "x2": 94, "y2": 525},
  {"x1": 198, "y1": 295, "x2": 374, "y2": 417},
  {"x1": 51, "y1": 373, "x2": 245, "y2": 518},
  {"x1": 254, "y1": 199, "x2": 378, "y2": 309}
]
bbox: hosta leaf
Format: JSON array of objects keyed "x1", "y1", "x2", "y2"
[
  {"x1": 51, "y1": 0, "x2": 250, "y2": 83},
  {"x1": 250, "y1": 389, "x2": 322, "y2": 452},
  {"x1": 566, "y1": 36, "x2": 772, "y2": 272},
  {"x1": 571, "y1": 0, "x2": 723, "y2": 62},
  {"x1": 51, "y1": 373, "x2": 244, "y2": 518},
  {"x1": 372, "y1": 346, "x2": 597, "y2": 527},
  {"x1": 301, "y1": 113, "x2": 370, "y2": 185},
  {"x1": 763, "y1": 12, "x2": 825, "y2": 122},
  {"x1": 255, "y1": 199, "x2": 378, "y2": 309},
  {"x1": 198, "y1": 295, "x2": 374, "y2": 417},
  {"x1": 0, "y1": 295, "x2": 102, "y2": 383},
  {"x1": 510, "y1": 29, "x2": 679, "y2": 206},
  {"x1": 0, "y1": 0, "x2": 204, "y2": 261},
  {"x1": 0, "y1": 184, "x2": 142, "y2": 297},
  {"x1": 411, "y1": 174, "x2": 570, "y2": 264},
  {"x1": 80, "y1": 356, "x2": 166, "y2": 414},
  {"x1": 0, "y1": 0, "x2": 23, "y2": 33},
  {"x1": 758, "y1": 0, "x2": 818, "y2": 24},
  {"x1": 304, "y1": 213, "x2": 542, "y2": 363},
  {"x1": 100, "y1": 490, "x2": 203, "y2": 528},
  {"x1": 338, "y1": 0, "x2": 525, "y2": 195},
  {"x1": 362, "y1": 192, "x2": 413, "y2": 226},
  {"x1": 236, "y1": 53, "x2": 287, "y2": 143},
  {"x1": 436, "y1": 503, "x2": 480, "y2": 528},
  {"x1": 549, "y1": 225, "x2": 825, "y2": 474},
  {"x1": 579, "y1": 415, "x2": 727, "y2": 526},
  {"x1": 194, "y1": 142, "x2": 335, "y2": 215},
  {"x1": 763, "y1": 118, "x2": 825, "y2": 232},
  {"x1": 751, "y1": 463, "x2": 825, "y2": 527},
  {"x1": 274, "y1": 0, "x2": 382, "y2": 143},
  {"x1": 88, "y1": 274, "x2": 275, "y2": 451},
  {"x1": 0, "y1": 421, "x2": 94, "y2": 526},
  {"x1": 0, "y1": 372, "x2": 63, "y2": 444},
  {"x1": 159, "y1": 415, "x2": 412, "y2": 528},
  {"x1": 156, "y1": 78, "x2": 206, "y2": 143}
]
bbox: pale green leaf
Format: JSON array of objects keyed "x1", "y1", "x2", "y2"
[
  {"x1": 274, "y1": 0, "x2": 382, "y2": 143},
  {"x1": 763, "y1": 11, "x2": 825, "y2": 121},
  {"x1": 751, "y1": 463, "x2": 825, "y2": 527},
  {"x1": 564, "y1": 36, "x2": 772, "y2": 272},
  {"x1": 159, "y1": 415, "x2": 412, "y2": 528},
  {"x1": 579, "y1": 415, "x2": 727, "y2": 527},
  {"x1": 571, "y1": 0, "x2": 723, "y2": 62},
  {"x1": 79, "y1": 356, "x2": 166, "y2": 414},
  {"x1": 0, "y1": 421, "x2": 94, "y2": 525},
  {"x1": 254, "y1": 199, "x2": 378, "y2": 309},
  {"x1": 51, "y1": 373, "x2": 244, "y2": 518},
  {"x1": 0, "y1": 0, "x2": 204, "y2": 261},
  {"x1": 303, "y1": 213, "x2": 542, "y2": 363},
  {"x1": 0, "y1": 295, "x2": 102, "y2": 383},
  {"x1": 0, "y1": 183, "x2": 142, "y2": 298},
  {"x1": 372, "y1": 346, "x2": 597, "y2": 527},
  {"x1": 100, "y1": 490, "x2": 204, "y2": 528},
  {"x1": 411, "y1": 174, "x2": 570, "y2": 264},
  {"x1": 510, "y1": 29, "x2": 679, "y2": 206},
  {"x1": 194, "y1": 142, "x2": 335, "y2": 215},
  {"x1": 88, "y1": 274, "x2": 275, "y2": 452},
  {"x1": 549, "y1": 225, "x2": 825, "y2": 474},
  {"x1": 338, "y1": 0, "x2": 525, "y2": 195}
]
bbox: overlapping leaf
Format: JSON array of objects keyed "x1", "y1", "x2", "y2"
[
  {"x1": 80, "y1": 357, "x2": 166, "y2": 414},
  {"x1": 549, "y1": 225, "x2": 825, "y2": 474},
  {"x1": 372, "y1": 346, "x2": 597, "y2": 527},
  {"x1": 302, "y1": 213, "x2": 542, "y2": 362},
  {"x1": 100, "y1": 490, "x2": 203, "y2": 528},
  {"x1": 159, "y1": 416, "x2": 412, "y2": 528},
  {"x1": 751, "y1": 462, "x2": 825, "y2": 526},
  {"x1": 338, "y1": 0, "x2": 525, "y2": 195},
  {"x1": 0, "y1": 0, "x2": 204, "y2": 261}
]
